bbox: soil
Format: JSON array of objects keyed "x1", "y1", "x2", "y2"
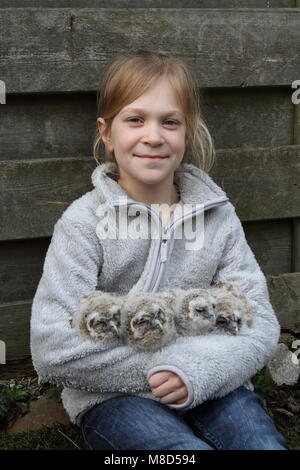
[{"x1": 1, "y1": 373, "x2": 299, "y2": 449}]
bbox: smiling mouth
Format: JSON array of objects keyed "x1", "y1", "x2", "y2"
[{"x1": 134, "y1": 155, "x2": 168, "y2": 159}]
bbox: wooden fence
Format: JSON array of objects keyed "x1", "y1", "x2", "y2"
[{"x1": 0, "y1": 1, "x2": 299, "y2": 378}]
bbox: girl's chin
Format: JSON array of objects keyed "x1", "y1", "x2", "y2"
[{"x1": 133, "y1": 171, "x2": 172, "y2": 184}]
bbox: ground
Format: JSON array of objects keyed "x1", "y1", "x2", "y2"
[{"x1": 0, "y1": 368, "x2": 299, "y2": 450}]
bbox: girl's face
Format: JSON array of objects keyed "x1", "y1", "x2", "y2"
[{"x1": 97, "y1": 76, "x2": 187, "y2": 188}]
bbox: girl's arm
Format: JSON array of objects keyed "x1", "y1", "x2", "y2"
[
  {"x1": 30, "y1": 210, "x2": 154, "y2": 394},
  {"x1": 145, "y1": 203, "x2": 281, "y2": 410}
]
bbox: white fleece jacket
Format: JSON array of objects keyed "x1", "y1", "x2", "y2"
[{"x1": 30, "y1": 162, "x2": 280, "y2": 426}]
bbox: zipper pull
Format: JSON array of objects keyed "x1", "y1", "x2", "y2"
[
  {"x1": 160, "y1": 238, "x2": 168, "y2": 262},
  {"x1": 160, "y1": 226, "x2": 169, "y2": 262}
]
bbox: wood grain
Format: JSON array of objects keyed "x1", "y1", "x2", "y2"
[
  {"x1": 2, "y1": 145, "x2": 299, "y2": 240},
  {"x1": 1, "y1": 88, "x2": 293, "y2": 162},
  {"x1": 0, "y1": 272, "x2": 299, "y2": 366},
  {"x1": 1, "y1": 8, "x2": 300, "y2": 92},
  {"x1": 0, "y1": 1, "x2": 295, "y2": 8}
]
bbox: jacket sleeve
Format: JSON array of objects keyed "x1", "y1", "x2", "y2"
[
  {"x1": 30, "y1": 212, "x2": 154, "y2": 394},
  {"x1": 145, "y1": 203, "x2": 281, "y2": 411}
]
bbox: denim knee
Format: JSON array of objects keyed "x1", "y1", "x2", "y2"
[
  {"x1": 182, "y1": 386, "x2": 288, "y2": 450},
  {"x1": 80, "y1": 396, "x2": 215, "y2": 450}
]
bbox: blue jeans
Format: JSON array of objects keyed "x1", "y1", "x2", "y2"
[{"x1": 80, "y1": 386, "x2": 288, "y2": 450}]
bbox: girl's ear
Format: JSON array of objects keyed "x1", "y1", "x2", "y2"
[{"x1": 97, "y1": 117, "x2": 113, "y2": 151}]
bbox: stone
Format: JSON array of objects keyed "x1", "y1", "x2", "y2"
[
  {"x1": 279, "y1": 332, "x2": 297, "y2": 348},
  {"x1": 7, "y1": 396, "x2": 70, "y2": 433},
  {"x1": 267, "y1": 343, "x2": 300, "y2": 386}
]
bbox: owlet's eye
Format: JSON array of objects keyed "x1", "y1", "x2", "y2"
[
  {"x1": 90, "y1": 319, "x2": 106, "y2": 327},
  {"x1": 137, "y1": 319, "x2": 148, "y2": 325},
  {"x1": 195, "y1": 307, "x2": 204, "y2": 313}
]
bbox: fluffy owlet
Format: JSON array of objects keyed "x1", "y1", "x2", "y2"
[
  {"x1": 120, "y1": 291, "x2": 178, "y2": 352},
  {"x1": 72, "y1": 283, "x2": 253, "y2": 350},
  {"x1": 71, "y1": 290, "x2": 124, "y2": 344},
  {"x1": 170, "y1": 283, "x2": 252, "y2": 337},
  {"x1": 210, "y1": 282, "x2": 253, "y2": 334},
  {"x1": 171, "y1": 287, "x2": 218, "y2": 336}
]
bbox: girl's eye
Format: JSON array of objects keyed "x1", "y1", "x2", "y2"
[
  {"x1": 127, "y1": 118, "x2": 178, "y2": 126},
  {"x1": 165, "y1": 120, "x2": 178, "y2": 126},
  {"x1": 128, "y1": 118, "x2": 141, "y2": 123}
]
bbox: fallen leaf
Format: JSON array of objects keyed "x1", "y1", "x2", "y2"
[{"x1": 273, "y1": 407, "x2": 294, "y2": 417}]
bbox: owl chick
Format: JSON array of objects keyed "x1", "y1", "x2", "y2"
[
  {"x1": 71, "y1": 290, "x2": 124, "y2": 344},
  {"x1": 172, "y1": 287, "x2": 218, "y2": 336},
  {"x1": 209, "y1": 282, "x2": 253, "y2": 335},
  {"x1": 120, "y1": 291, "x2": 178, "y2": 352},
  {"x1": 172, "y1": 283, "x2": 252, "y2": 336}
]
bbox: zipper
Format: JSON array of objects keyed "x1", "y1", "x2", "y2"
[
  {"x1": 160, "y1": 225, "x2": 170, "y2": 263},
  {"x1": 147, "y1": 197, "x2": 229, "y2": 292},
  {"x1": 110, "y1": 199, "x2": 162, "y2": 288},
  {"x1": 110, "y1": 196, "x2": 229, "y2": 293}
]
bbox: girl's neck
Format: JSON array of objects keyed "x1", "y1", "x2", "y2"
[{"x1": 117, "y1": 175, "x2": 180, "y2": 206}]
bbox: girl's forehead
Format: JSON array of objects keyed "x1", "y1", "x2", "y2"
[
  {"x1": 119, "y1": 106, "x2": 184, "y2": 117},
  {"x1": 119, "y1": 78, "x2": 184, "y2": 115}
]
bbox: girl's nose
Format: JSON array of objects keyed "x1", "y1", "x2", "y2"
[{"x1": 141, "y1": 123, "x2": 164, "y2": 144}]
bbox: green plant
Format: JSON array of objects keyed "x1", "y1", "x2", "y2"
[
  {"x1": 0, "y1": 383, "x2": 37, "y2": 431},
  {"x1": 44, "y1": 384, "x2": 63, "y2": 403},
  {"x1": 251, "y1": 367, "x2": 278, "y2": 397}
]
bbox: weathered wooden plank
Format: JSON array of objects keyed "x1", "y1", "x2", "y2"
[
  {"x1": 0, "y1": 272, "x2": 299, "y2": 366},
  {"x1": 0, "y1": 358, "x2": 35, "y2": 380},
  {"x1": 0, "y1": 88, "x2": 293, "y2": 161},
  {"x1": 292, "y1": 218, "x2": 300, "y2": 271},
  {"x1": 1, "y1": 8, "x2": 300, "y2": 93},
  {"x1": 267, "y1": 273, "x2": 300, "y2": 333},
  {"x1": 0, "y1": 238, "x2": 50, "y2": 303},
  {"x1": 294, "y1": 95, "x2": 300, "y2": 145},
  {"x1": 244, "y1": 219, "x2": 292, "y2": 275},
  {"x1": 1, "y1": 146, "x2": 299, "y2": 240},
  {"x1": 0, "y1": 220, "x2": 290, "y2": 305},
  {"x1": 211, "y1": 145, "x2": 300, "y2": 222},
  {"x1": 292, "y1": 90, "x2": 300, "y2": 283},
  {"x1": 0, "y1": 300, "x2": 32, "y2": 362},
  {"x1": 202, "y1": 87, "x2": 293, "y2": 150},
  {"x1": 0, "y1": 157, "x2": 95, "y2": 241},
  {"x1": 0, "y1": 93, "x2": 97, "y2": 161},
  {"x1": 0, "y1": 1, "x2": 295, "y2": 8},
  {"x1": 0, "y1": 220, "x2": 292, "y2": 304},
  {"x1": 291, "y1": 0, "x2": 300, "y2": 271}
]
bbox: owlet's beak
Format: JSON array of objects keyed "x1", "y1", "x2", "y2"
[
  {"x1": 154, "y1": 319, "x2": 163, "y2": 332},
  {"x1": 109, "y1": 321, "x2": 119, "y2": 332}
]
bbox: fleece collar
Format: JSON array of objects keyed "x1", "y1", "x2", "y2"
[{"x1": 91, "y1": 161, "x2": 228, "y2": 206}]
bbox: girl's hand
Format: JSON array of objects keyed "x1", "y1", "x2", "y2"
[{"x1": 148, "y1": 370, "x2": 188, "y2": 405}]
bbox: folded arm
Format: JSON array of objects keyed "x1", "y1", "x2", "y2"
[
  {"x1": 30, "y1": 213, "x2": 153, "y2": 394},
  {"x1": 145, "y1": 203, "x2": 281, "y2": 410}
]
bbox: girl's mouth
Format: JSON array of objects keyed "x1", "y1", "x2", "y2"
[{"x1": 134, "y1": 155, "x2": 167, "y2": 160}]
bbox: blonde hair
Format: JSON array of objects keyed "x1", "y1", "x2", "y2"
[{"x1": 93, "y1": 50, "x2": 216, "y2": 174}]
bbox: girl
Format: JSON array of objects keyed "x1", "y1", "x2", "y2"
[{"x1": 30, "y1": 50, "x2": 288, "y2": 450}]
